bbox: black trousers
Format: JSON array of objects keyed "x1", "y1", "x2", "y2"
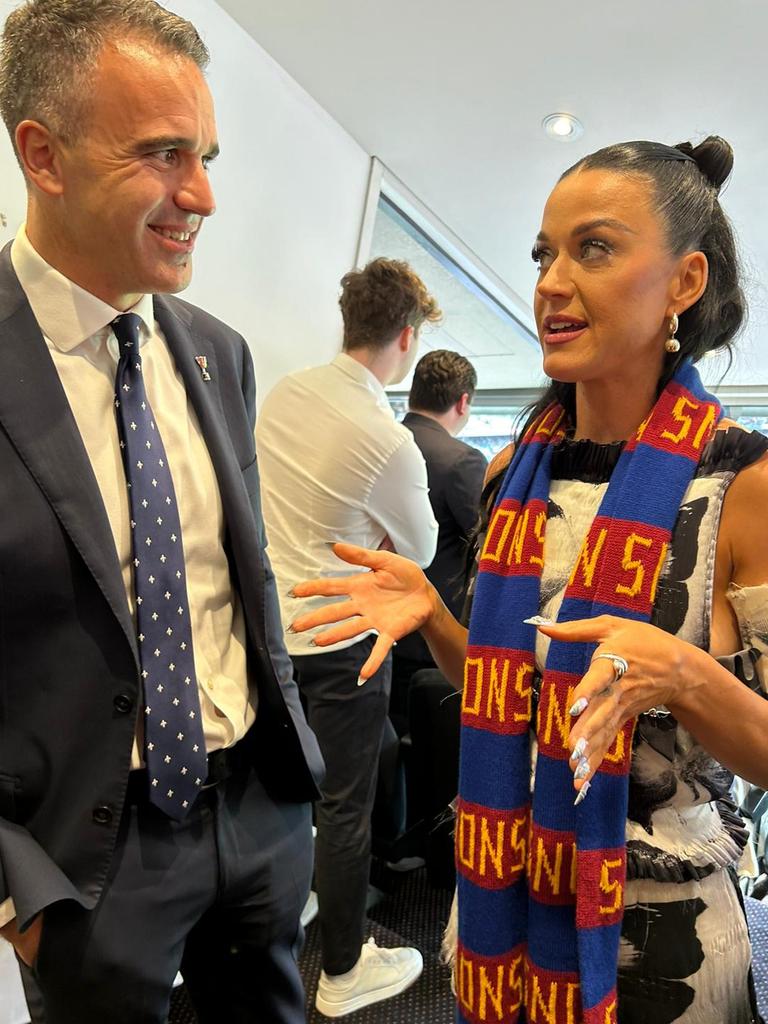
[
  {"x1": 19, "y1": 758, "x2": 313, "y2": 1024},
  {"x1": 292, "y1": 636, "x2": 391, "y2": 976}
]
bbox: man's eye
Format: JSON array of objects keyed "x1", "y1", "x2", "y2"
[{"x1": 158, "y1": 149, "x2": 178, "y2": 164}]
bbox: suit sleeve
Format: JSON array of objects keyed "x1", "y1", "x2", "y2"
[{"x1": 446, "y1": 445, "x2": 488, "y2": 537}]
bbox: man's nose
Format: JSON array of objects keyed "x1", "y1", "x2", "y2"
[{"x1": 176, "y1": 160, "x2": 216, "y2": 218}]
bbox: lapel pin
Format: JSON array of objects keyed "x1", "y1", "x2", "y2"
[{"x1": 194, "y1": 355, "x2": 212, "y2": 382}]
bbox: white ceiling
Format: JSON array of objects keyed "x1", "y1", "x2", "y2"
[{"x1": 218, "y1": 0, "x2": 768, "y2": 388}]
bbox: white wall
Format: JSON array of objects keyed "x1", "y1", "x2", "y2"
[{"x1": 0, "y1": 0, "x2": 371, "y2": 402}]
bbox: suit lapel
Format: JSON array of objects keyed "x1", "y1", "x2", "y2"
[
  {"x1": 0, "y1": 248, "x2": 138, "y2": 660},
  {"x1": 154, "y1": 297, "x2": 265, "y2": 623}
]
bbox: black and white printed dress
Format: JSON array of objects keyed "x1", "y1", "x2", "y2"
[{"x1": 532, "y1": 427, "x2": 768, "y2": 1024}]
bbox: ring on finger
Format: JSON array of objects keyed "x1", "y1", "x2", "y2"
[{"x1": 591, "y1": 652, "x2": 629, "y2": 683}]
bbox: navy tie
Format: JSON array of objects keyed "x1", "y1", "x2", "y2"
[{"x1": 112, "y1": 313, "x2": 208, "y2": 818}]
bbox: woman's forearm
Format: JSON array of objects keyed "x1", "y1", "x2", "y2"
[
  {"x1": 420, "y1": 592, "x2": 468, "y2": 689},
  {"x1": 670, "y1": 643, "x2": 768, "y2": 788}
]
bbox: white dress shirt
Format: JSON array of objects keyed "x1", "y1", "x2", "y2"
[
  {"x1": 256, "y1": 352, "x2": 438, "y2": 655},
  {"x1": 0, "y1": 230, "x2": 255, "y2": 928}
]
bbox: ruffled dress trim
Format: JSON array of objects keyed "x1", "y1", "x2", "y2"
[{"x1": 626, "y1": 799, "x2": 749, "y2": 883}]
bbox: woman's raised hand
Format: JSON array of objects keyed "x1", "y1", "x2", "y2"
[
  {"x1": 536, "y1": 615, "x2": 689, "y2": 798},
  {"x1": 290, "y1": 542, "x2": 437, "y2": 681}
]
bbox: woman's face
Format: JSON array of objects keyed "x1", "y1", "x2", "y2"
[{"x1": 532, "y1": 168, "x2": 681, "y2": 387}]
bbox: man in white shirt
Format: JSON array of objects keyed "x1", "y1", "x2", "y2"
[
  {"x1": 0, "y1": 3, "x2": 322, "y2": 1022},
  {"x1": 257, "y1": 257, "x2": 440, "y2": 1017}
]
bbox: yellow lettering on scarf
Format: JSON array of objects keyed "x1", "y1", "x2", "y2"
[
  {"x1": 507, "y1": 508, "x2": 528, "y2": 565},
  {"x1": 599, "y1": 858, "x2": 623, "y2": 915},
  {"x1": 536, "y1": 407, "x2": 565, "y2": 439},
  {"x1": 530, "y1": 509, "x2": 547, "y2": 568},
  {"x1": 532, "y1": 836, "x2": 564, "y2": 896},
  {"x1": 481, "y1": 507, "x2": 516, "y2": 563},
  {"x1": 479, "y1": 818, "x2": 506, "y2": 880},
  {"x1": 569, "y1": 527, "x2": 607, "y2": 589},
  {"x1": 515, "y1": 662, "x2": 533, "y2": 724},
  {"x1": 649, "y1": 541, "x2": 669, "y2": 604},
  {"x1": 604, "y1": 999, "x2": 618, "y2": 1024},
  {"x1": 661, "y1": 395, "x2": 698, "y2": 445},
  {"x1": 486, "y1": 657, "x2": 510, "y2": 722},
  {"x1": 457, "y1": 809, "x2": 477, "y2": 871},
  {"x1": 602, "y1": 728, "x2": 626, "y2": 764},
  {"x1": 693, "y1": 403, "x2": 717, "y2": 449},
  {"x1": 509, "y1": 953, "x2": 524, "y2": 1013},
  {"x1": 542, "y1": 681, "x2": 571, "y2": 750},
  {"x1": 458, "y1": 953, "x2": 474, "y2": 1015},
  {"x1": 463, "y1": 658, "x2": 484, "y2": 717},
  {"x1": 615, "y1": 532, "x2": 653, "y2": 598},
  {"x1": 529, "y1": 974, "x2": 558, "y2": 1023},
  {"x1": 478, "y1": 965, "x2": 505, "y2": 1021}
]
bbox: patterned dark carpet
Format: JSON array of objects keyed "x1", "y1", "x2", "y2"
[
  {"x1": 168, "y1": 885, "x2": 768, "y2": 1024},
  {"x1": 169, "y1": 867, "x2": 454, "y2": 1024}
]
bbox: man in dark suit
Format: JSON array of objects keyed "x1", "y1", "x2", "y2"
[
  {"x1": 391, "y1": 351, "x2": 486, "y2": 879},
  {"x1": 0, "y1": 3, "x2": 322, "y2": 1022},
  {"x1": 392, "y1": 350, "x2": 487, "y2": 697}
]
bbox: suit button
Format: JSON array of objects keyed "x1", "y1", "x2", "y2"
[
  {"x1": 92, "y1": 806, "x2": 113, "y2": 825},
  {"x1": 114, "y1": 694, "x2": 133, "y2": 714}
]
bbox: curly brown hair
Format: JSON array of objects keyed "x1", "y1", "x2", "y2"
[{"x1": 339, "y1": 257, "x2": 441, "y2": 351}]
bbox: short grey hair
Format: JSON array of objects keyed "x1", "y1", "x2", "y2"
[{"x1": 0, "y1": 0, "x2": 209, "y2": 160}]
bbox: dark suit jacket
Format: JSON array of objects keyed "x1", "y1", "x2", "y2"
[
  {"x1": 0, "y1": 243, "x2": 323, "y2": 930},
  {"x1": 397, "y1": 412, "x2": 486, "y2": 661}
]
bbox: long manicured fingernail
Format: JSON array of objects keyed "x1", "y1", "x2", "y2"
[
  {"x1": 574, "y1": 757, "x2": 591, "y2": 781},
  {"x1": 570, "y1": 737, "x2": 588, "y2": 761},
  {"x1": 523, "y1": 615, "x2": 553, "y2": 626},
  {"x1": 569, "y1": 696, "x2": 589, "y2": 716},
  {"x1": 574, "y1": 780, "x2": 591, "y2": 806},
  {"x1": 356, "y1": 675, "x2": 367, "y2": 687}
]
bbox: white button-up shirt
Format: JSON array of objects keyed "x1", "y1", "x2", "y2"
[{"x1": 256, "y1": 352, "x2": 438, "y2": 655}]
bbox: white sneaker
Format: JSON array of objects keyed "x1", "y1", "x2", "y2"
[
  {"x1": 315, "y1": 937, "x2": 423, "y2": 1017},
  {"x1": 301, "y1": 890, "x2": 319, "y2": 928}
]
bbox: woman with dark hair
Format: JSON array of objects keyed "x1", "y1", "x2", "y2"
[{"x1": 292, "y1": 136, "x2": 768, "y2": 1024}]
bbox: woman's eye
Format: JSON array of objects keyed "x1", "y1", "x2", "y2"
[
  {"x1": 531, "y1": 246, "x2": 554, "y2": 271},
  {"x1": 581, "y1": 239, "x2": 610, "y2": 259}
]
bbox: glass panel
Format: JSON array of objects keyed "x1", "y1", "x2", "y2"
[{"x1": 369, "y1": 195, "x2": 543, "y2": 391}]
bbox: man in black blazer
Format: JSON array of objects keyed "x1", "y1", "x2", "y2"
[
  {"x1": 0, "y1": 3, "x2": 322, "y2": 1022},
  {"x1": 392, "y1": 351, "x2": 487, "y2": 710}
]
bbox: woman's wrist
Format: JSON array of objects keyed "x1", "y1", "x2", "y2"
[{"x1": 665, "y1": 640, "x2": 719, "y2": 715}]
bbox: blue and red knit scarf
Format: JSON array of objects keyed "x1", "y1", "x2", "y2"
[{"x1": 456, "y1": 361, "x2": 721, "y2": 1024}]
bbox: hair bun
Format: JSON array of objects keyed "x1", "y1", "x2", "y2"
[{"x1": 675, "y1": 136, "x2": 734, "y2": 192}]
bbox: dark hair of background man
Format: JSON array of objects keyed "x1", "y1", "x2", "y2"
[{"x1": 409, "y1": 349, "x2": 478, "y2": 413}]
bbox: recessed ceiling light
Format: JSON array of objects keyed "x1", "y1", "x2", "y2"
[{"x1": 542, "y1": 112, "x2": 584, "y2": 142}]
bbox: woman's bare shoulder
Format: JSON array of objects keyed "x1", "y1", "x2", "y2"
[{"x1": 485, "y1": 441, "x2": 515, "y2": 488}]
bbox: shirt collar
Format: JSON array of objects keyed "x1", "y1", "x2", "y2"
[
  {"x1": 10, "y1": 226, "x2": 155, "y2": 351},
  {"x1": 331, "y1": 351, "x2": 392, "y2": 412}
]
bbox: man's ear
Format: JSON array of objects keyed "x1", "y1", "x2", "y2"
[
  {"x1": 399, "y1": 325, "x2": 415, "y2": 352},
  {"x1": 669, "y1": 250, "x2": 708, "y2": 316},
  {"x1": 456, "y1": 392, "x2": 470, "y2": 417},
  {"x1": 15, "y1": 120, "x2": 65, "y2": 196}
]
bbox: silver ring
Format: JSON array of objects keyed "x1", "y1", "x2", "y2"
[{"x1": 591, "y1": 652, "x2": 629, "y2": 682}]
